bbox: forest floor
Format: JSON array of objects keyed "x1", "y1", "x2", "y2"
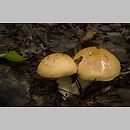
[{"x1": 0, "y1": 23, "x2": 130, "y2": 107}]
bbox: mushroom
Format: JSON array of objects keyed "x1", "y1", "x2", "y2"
[
  {"x1": 74, "y1": 47, "x2": 121, "y2": 89},
  {"x1": 37, "y1": 53, "x2": 79, "y2": 98}
]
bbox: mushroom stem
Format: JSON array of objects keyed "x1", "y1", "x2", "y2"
[
  {"x1": 57, "y1": 77, "x2": 79, "y2": 99},
  {"x1": 72, "y1": 77, "x2": 92, "y2": 95},
  {"x1": 75, "y1": 79, "x2": 82, "y2": 95},
  {"x1": 57, "y1": 77, "x2": 92, "y2": 99}
]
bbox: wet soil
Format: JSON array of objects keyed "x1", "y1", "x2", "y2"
[{"x1": 0, "y1": 23, "x2": 130, "y2": 107}]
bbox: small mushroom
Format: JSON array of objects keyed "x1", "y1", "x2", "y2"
[
  {"x1": 73, "y1": 47, "x2": 121, "y2": 92},
  {"x1": 37, "y1": 53, "x2": 78, "y2": 99}
]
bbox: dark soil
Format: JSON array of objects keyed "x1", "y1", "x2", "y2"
[{"x1": 0, "y1": 23, "x2": 130, "y2": 107}]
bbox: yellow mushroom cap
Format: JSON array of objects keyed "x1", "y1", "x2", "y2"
[
  {"x1": 74, "y1": 47, "x2": 121, "y2": 81},
  {"x1": 37, "y1": 53, "x2": 77, "y2": 78}
]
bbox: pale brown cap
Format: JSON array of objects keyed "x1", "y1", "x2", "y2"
[
  {"x1": 74, "y1": 47, "x2": 121, "y2": 81},
  {"x1": 37, "y1": 53, "x2": 77, "y2": 78}
]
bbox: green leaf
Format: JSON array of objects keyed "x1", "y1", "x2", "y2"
[
  {"x1": 0, "y1": 53, "x2": 6, "y2": 58},
  {"x1": 1, "y1": 51, "x2": 27, "y2": 62}
]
